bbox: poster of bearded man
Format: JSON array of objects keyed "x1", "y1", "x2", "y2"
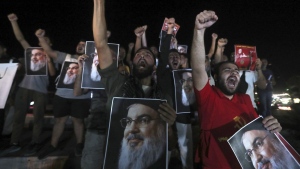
[
  {"x1": 81, "y1": 41, "x2": 119, "y2": 89},
  {"x1": 173, "y1": 69, "x2": 197, "y2": 114},
  {"x1": 25, "y1": 47, "x2": 47, "y2": 76},
  {"x1": 103, "y1": 97, "x2": 168, "y2": 169},
  {"x1": 56, "y1": 61, "x2": 79, "y2": 89},
  {"x1": 228, "y1": 116, "x2": 300, "y2": 169}
]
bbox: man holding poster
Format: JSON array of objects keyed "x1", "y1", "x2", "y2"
[{"x1": 190, "y1": 10, "x2": 282, "y2": 168}]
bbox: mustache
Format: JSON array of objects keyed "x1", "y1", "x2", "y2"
[{"x1": 127, "y1": 134, "x2": 144, "y2": 141}]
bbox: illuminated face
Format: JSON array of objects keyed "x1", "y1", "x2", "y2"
[
  {"x1": 242, "y1": 130, "x2": 286, "y2": 169},
  {"x1": 238, "y1": 48, "x2": 242, "y2": 54},
  {"x1": 63, "y1": 63, "x2": 79, "y2": 84},
  {"x1": 132, "y1": 49, "x2": 155, "y2": 79},
  {"x1": 30, "y1": 49, "x2": 46, "y2": 71},
  {"x1": 168, "y1": 52, "x2": 181, "y2": 70},
  {"x1": 177, "y1": 46, "x2": 186, "y2": 53},
  {"x1": 119, "y1": 103, "x2": 165, "y2": 169},
  {"x1": 181, "y1": 72, "x2": 195, "y2": 106},
  {"x1": 90, "y1": 48, "x2": 101, "y2": 81},
  {"x1": 217, "y1": 63, "x2": 240, "y2": 96},
  {"x1": 76, "y1": 41, "x2": 86, "y2": 55}
]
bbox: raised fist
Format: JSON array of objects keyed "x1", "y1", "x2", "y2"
[
  {"x1": 134, "y1": 26, "x2": 145, "y2": 37},
  {"x1": 128, "y1": 42, "x2": 134, "y2": 49},
  {"x1": 35, "y1": 29, "x2": 46, "y2": 38},
  {"x1": 218, "y1": 38, "x2": 228, "y2": 47},
  {"x1": 195, "y1": 10, "x2": 218, "y2": 30},
  {"x1": 7, "y1": 13, "x2": 18, "y2": 22},
  {"x1": 212, "y1": 33, "x2": 218, "y2": 40}
]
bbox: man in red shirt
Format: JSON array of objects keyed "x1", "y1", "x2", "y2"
[{"x1": 190, "y1": 10, "x2": 282, "y2": 169}]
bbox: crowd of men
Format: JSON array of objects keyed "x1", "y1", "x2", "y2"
[{"x1": 0, "y1": 1, "x2": 284, "y2": 169}]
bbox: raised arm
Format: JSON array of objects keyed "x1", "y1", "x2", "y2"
[
  {"x1": 35, "y1": 29, "x2": 58, "y2": 60},
  {"x1": 134, "y1": 26, "x2": 146, "y2": 53},
  {"x1": 142, "y1": 25, "x2": 148, "y2": 47},
  {"x1": 93, "y1": 0, "x2": 112, "y2": 69},
  {"x1": 213, "y1": 38, "x2": 228, "y2": 64},
  {"x1": 46, "y1": 54, "x2": 56, "y2": 76},
  {"x1": 191, "y1": 10, "x2": 218, "y2": 91},
  {"x1": 7, "y1": 13, "x2": 30, "y2": 49},
  {"x1": 126, "y1": 42, "x2": 134, "y2": 72},
  {"x1": 255, "y1": 58, "x2": 267, "y2": 89},
  {"x1": 206, "y1": 33, "x2": 218, "y2": 58}
]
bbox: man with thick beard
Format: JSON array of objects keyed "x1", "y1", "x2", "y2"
[
  {"x1": 180, "y1": 71, "x2": 195, "y2": 106},
  {"x1": 191, "y1": 10, "x2": 282, "y2": 168},
  {"x1": 118, "y1": 103, "x2": 166, "y2": 169},
  {"x1": 30, "y1": 48, "x2": 46, "y2": 72},
  {"x1": 90, "y1": 49, "x2": 101, "y2": 81},
  {"x1": 242, "y1": 129, "x2": 299, "y2": 169},
  {"x1": 63, "y1": 63, "x2": 79, "y2": 85},
  {"x1": 89, "y1": 0, "x2": 176, "y2": 168}
]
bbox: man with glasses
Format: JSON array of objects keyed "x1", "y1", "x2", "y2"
[
  {"x1": 242, "y1": 129, "x2": 299, "y2": 169},
  {"x1": 118, "y1": 103, "x2": 166, "y2": 169}
]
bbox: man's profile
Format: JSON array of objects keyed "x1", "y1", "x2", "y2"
[
  {"x1": 118, "y1": 103, "x2": 166, "y2": 169},
  {"x1": 63, "y1": 62, "x2": 79, "y2": 85},
  {"x1": 90, "y1": 48, "x2": 101, "y2": 82}
]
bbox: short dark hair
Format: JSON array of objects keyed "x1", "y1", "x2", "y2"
[
  {"x1": 134, "y1": 47, "x2": 156, "y2": 64},
  {"x1": 214, "y1": 61, "x2": 237, "y2": 76}
]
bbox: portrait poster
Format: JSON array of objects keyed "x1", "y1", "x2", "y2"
[
  {"x1": 159, "y1": 18, "x2": 180, "y2": 52},
  {"x1": 103, "y1": 97, "x2": 168, "y2": 169},
  {"x1": 25, "y1": 47, "x2": 47, "y2": 76},
  {"x1": 81, "y1": 41, "x2": 119, "y2": 89},
  {"x1": 228, "y1": 116, "x2": 300, "y2": 169},
  {"x1": 177, "y1": 44, "x2": 188, "y2": 54},
  {"x1": 0, "y1": 63, "x2": 18, "y2": 109},
  {"x1": 234, "y1": 45, "x2": 257, "y2": 71},
  {"x1": 56, "y1": 61, "x2": 78, "y2": 89},
  {"x1": 173, "y1": 69, "x2": 196, "y2": 114}
]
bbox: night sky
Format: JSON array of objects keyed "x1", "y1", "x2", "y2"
[{"x1": 1, "y1": 0, "x2": 300, "y2": 91}]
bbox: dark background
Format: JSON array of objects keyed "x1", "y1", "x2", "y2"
[{"x1": 1, "y1": 0, "x2": 299, "y2": 92}]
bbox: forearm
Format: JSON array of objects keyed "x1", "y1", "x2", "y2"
[
  {"x1": 74, "y1": 68, "x2": 83, "y2": 96},
  {"x1": 10, "y1": 21, "x2": 30, "y2": 49},
  {"x1": 256, "y1": 69, "x2": 267, "y2": 89},
  {"x1": 93, "y1": 0, "x2": 112, "y2": 69},
  {"x1": 134, "y1": 37, "x2": 142, "y2": 53},
  {"x1": 191, "y1": 29, "x2": 208, "y2": 90},
  {"x1": 207, "y1": 38, "x2": 216, "y2": 58},
  {"x1": 37, "y1": 37, "x2": 57, "y2": 60},
  {"x1": 47, "y1": 59, "x2": 56, "y2": 76},
  {"x1": 142, "y1": 32, "x2": 147, "y2": 47},
  {"x1": 213, "y1": 46, "x2": 223, "y2": 64}
]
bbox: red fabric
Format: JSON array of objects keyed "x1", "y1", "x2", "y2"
[{"x1": 195, "y1": 82, "x2": 258, "y2": 169}]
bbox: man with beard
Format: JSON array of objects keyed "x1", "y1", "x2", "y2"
[
  {"x1": 118, "y1": 103, "x2": 166, "y2": 169},
  {"x1": 30, "y1": 48, "x2": 46, "y2": 74},
  {"x1": 36, "y1": 29, "x2": 91, "y2": 159},
  {"x1": 191, "y1": 10, "x2": 282, "y2": 168},
  {"x1": 180, "y1": 71, "x2": 196, "y2": 107},
  {"x1": 242, "y1": 129, "x2": 299, "y2": 169},
  {"x1": 89, "y1": 0, "x2": 176, "y2": 168},
  {"x1": 90, "y1": 49, "x2": 101, "y2": 81},
  {"x1": 63, "y1": 63, "x2": 79, "y2": 85},
  {"x1": 158, "y1": 17, "x2": 194, "y2": 169}
]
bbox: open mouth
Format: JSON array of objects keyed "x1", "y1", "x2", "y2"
[
  {"x1": 227, "y1": 76, "x2": 237, "y2": 88},
  {"x1": 138, "y1": 60, "x2": 147, "y2": 69}
]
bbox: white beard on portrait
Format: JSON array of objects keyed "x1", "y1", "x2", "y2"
[
  {"x1": 30, "y1": 60, "x2": 46, "y2": 71},
  {"x1": 90, "y1": 63, "x2": 101, "y2": 81},
  {"x1": 181, "y1": 88, "x2": 196, "y2": 106},
  {"x1": 118, "y1": 124, "x2": 166, "y2": 169},
  {"x1": 63, "y1": 73, "x2": 76, "y2": 85}
]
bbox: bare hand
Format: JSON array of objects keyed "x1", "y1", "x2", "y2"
[
  {"x1": 158, "y1": 102, "x2": 176, "y2": 126},
  {"x1": 77, "y1": 54, "x2": 89, "y2": 68},
  {"x1": 218, "y1": 38, "x2": 228, "y2": 47},
  {"x1": 195, "y1": 10, "x2": 218, "y2": 30},
  {"x1": 142, "y1": 25, "x2": 147, "y2": 31},
  {"x1": 134, "y1": 26, "x2": 146, "y2": 37},
  {"x1": 128, "y1": 42, "x2": 134, "y2": 49},
  {"x1": 7, "y1": 13, "x2": 18, "y2": 22},
  {"x1": 262, "y1": 115, "x2": 282, "y2": 133},
  {"x1": 167, "y1": 18, "x2": 175, "y2": 33},
  {"x1": 35, "y1": 29, "x2": 46, "y2": 38},
  {"x1": 212, "y1": 33, "x2": 218, "y2": 40}
]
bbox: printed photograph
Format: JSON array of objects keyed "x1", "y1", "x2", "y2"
[
  {"x1": 234, "y1": 45, "x2": 257, "y2": 71},
  {"x1": 56, "y1": 61, "x2": 79, "y2": 89},
  {"x1": 177, "y1": 44, "x2": 188, "y2": 54},
  {"x1": 228, "y1": 116, "x2": 300, "y2": 169},
  {"x1": 173, "y1": 69, "x2": 197, "y2": 114},
  {"x1": 103, "y1": 97, "x2": 168, "y2": 169},
  {"x1": 81, "y1": 41, "x2": 119, "y2": 89},
  {"x1": 0, "y1": 63, "x2": 18, "y2": 108},
  {"x1": 25, "y1": 47, "x2": 47, "y2": 76}
]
